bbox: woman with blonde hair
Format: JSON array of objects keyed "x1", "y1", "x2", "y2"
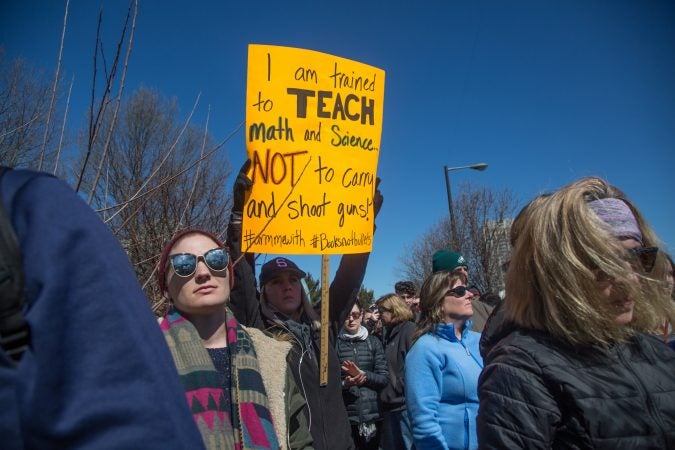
[
  {"x1": 405, "y1": 271, "x2": 483, "y2": 449},
  {"x1": 478, "y1": 177, "x2": 675, "y2": 449},
  {"x1": 376, "y1": 294, "x2": 416, "y2": 449}
]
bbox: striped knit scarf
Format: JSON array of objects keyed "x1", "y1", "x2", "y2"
[{"x1": 160, "y1": 306, "x2": 280, "y2": 450}]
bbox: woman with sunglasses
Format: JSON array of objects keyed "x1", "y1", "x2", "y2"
[
  {"x1": 337, "y1": 299, "x2": 389, "y2": 449},
  {"x1": 477, "y1": 177, "x2": 675, "y2": 449},
  {"x1": 404, "y1": 272, "x2": 483, "y2": 450},
  {"x1": 156, "y1": 229, "x2": 313, "y2": 450}
]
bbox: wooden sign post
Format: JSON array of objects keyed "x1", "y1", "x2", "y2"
[{"x1": 319, "y1": 254, "x2": 330, "y2": 386}]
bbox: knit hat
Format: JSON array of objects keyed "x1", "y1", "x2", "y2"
[
  {"x1": 157, "y1": 228, "x2": 233, "y2": 293},
  {"x1": 432, "y1": 250, "x2": 468, "y2": 273},
  {"x1": 259, "y1": 257, "x2": 307, "y2": 287}
]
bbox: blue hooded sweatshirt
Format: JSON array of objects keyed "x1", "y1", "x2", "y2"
[{"x1": 0, "y1": 169, "x2": 204, "y2": 449}]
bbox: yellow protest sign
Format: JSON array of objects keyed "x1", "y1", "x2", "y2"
[{"x1": 243, "y1": 44, "x2": 385, "y2": 254}]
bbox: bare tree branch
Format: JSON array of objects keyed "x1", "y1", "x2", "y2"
[
  {"x1": 0, "y1": 112, "x2": 40, "y2": 141},
  {"x1": 87, "y1": 0, "x2": 138, "y2": 203},
  {"x1": 53, "y1": 74, "x2": 74, "y2": 175},
  {"x1": 76, "y1": 1, "x2": 132, "y2": 192},
  {"x1": 38, "y1": 0, "x2": 69, "y2": 171},
  {"x1": 179, "y1": 104, "x2": 210, "y2": 227}
]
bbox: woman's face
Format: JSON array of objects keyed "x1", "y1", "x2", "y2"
[
  {"x1": 379, "y1": 306, "x2": 394, "y2": 326},
  {"x1": 441, "y1": 279, "x2": 474, "y2": 323},
  {"x1": 601, "y1": 238, "x2": 640, "y2": 325},
  {"x1": 344, "y1": 304, "x2": 363, "y2": 334},
  {"x1": 166, "y1": 233, "x2": 230, "y2": 316},
  {"x1": 264, "y1": 271, "x2": 303, "y2": 318}
]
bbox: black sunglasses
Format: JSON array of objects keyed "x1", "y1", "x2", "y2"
[
  {"x1": 447, "y1": 286, "x2": 469, "y2": 297},
  {"x1": 626, "y1": 246, "x2": 658, "y2": 273},
  {"x1": 170, "y1": 247, "x2": 230, "y2": 278}
]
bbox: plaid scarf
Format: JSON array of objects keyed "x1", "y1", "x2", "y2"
[{"x1": 161, "y1": 306, "x2": 280, "y2": 450}]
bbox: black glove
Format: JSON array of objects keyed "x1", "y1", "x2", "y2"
[
  {"x1": 232, "y1": 159, "x2": 253, "y2": 214},
  {"x1": 373, "y1": 177, "x2": 383, "y2": 218}
]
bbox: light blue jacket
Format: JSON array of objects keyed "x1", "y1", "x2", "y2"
[{"x1": 405, "y1": 322, "x2": 483, "y2": 450}]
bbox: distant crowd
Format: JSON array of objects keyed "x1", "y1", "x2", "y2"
[{"x1": 2, "y1": 163, "x2": 674, "y2": 449}]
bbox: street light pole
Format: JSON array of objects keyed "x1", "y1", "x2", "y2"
[{"x1": 443, "y1": 163, "x2": 488, "y2": 249}]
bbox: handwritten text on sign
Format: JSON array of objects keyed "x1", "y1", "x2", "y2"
[{"x1": 244, "y1": 45, "x2": 385, "y2": 254}]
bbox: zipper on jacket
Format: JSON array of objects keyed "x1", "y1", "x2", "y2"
[
  {"x1": 458, "y1": 339, "x2": 484, "y2": 368},
  {"x1": 464, "y1": 407, "x2": 470, "y2": 450}
]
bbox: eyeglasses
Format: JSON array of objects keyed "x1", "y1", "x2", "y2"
[
  {"x1": 446, "y1": 286, "x2": 469, "y2": 297},
  {"x1": 625, "y1": 246, "x2": 658, "y2": 273},
  {"x1": 170, "y1": 247, "x2": 230, "y2": 278},
  {"x1": 348, "y1": 312, "x2": 362, "y2": 320}
]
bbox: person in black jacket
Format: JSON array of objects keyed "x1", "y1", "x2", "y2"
[
  {"x1": 376, "y1": 293, "x2": 416, "y2": 450},
  {"x1": 226, "y1": 160, "x2": 384, "y2": 450},
  {"x1": 477, "y1": 177, "x2": 675, "y2": 449},
  {"x1": 337, "y1": 299, "x2": 389, "y2": 449}
]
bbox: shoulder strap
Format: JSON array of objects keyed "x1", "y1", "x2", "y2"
[{"x1": 0, "y1": 166, "x2": 38, "y2": 363}]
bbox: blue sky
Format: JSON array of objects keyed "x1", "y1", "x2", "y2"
[{"x1": 2, "y1": 0, "x2": 674, "y2": 297}]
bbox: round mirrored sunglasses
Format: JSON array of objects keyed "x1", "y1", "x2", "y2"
[{"x1": 170, "y1": 247, "x2": 229, "y2": 278}]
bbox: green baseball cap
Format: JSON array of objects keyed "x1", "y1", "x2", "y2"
[{"x1": 432, "y1": 250, "x2": 468, "y2": 273}]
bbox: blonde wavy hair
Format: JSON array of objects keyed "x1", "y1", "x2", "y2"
[
  {"x1": 505, "y1": 177, "x2": 674, "y2": 346},
  {"x1": 376, "y1": 293, "x2": 413, "y2": 325},
  {"x1": 413, "y1": 271, "x2": 468, "y2": 342}
]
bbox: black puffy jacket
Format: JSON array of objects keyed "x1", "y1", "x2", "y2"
[
  {"x1": 337, "y1": 332, "x2": 389, "y2": 424},
  {"x1": 477, "y1": 311, "x2": 675, "y2": 449}
]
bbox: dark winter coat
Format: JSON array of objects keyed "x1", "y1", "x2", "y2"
[
  {"x1": 477, "y1": 309, "x2": 675, "y2": 449},
  {"x1": 227, "y1": 219, "x2": 366, "y2": 450},
  {"x1": 1, "y1": 169, "x2": 203, "y2": 449},
  {"x1": 337, "y1": 332, "x2": 389, "y2": 424},
  {"x1": 379, "y1": 320, "x2": 416, "y2": 412}
]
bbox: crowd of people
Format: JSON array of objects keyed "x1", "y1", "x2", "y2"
[{"x1": 2, "y1": 162, "x2": 674, "y2": 450}]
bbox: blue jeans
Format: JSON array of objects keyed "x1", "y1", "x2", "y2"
[{"x1": 380, "y1": 409, "x2": 414, "y2": 450}]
